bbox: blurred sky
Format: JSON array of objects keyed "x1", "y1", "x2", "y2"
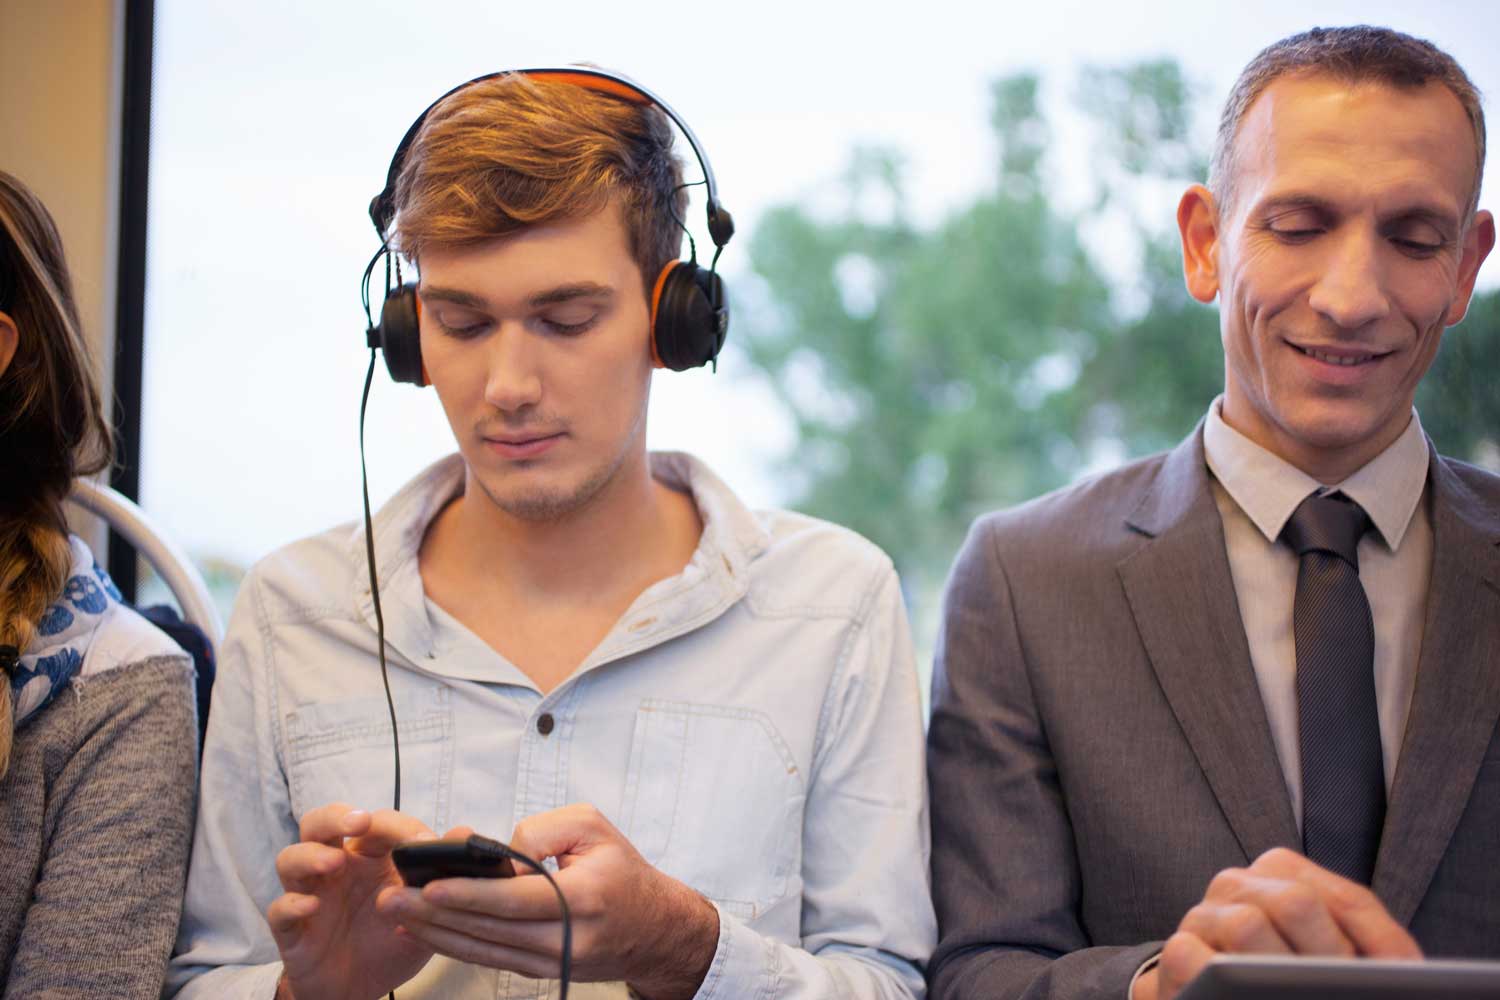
[{"x1": 141, "y1": 0, "x2": 1500, "y2": 568}]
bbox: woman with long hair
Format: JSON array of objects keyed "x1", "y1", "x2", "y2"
[{"x1": 0, "y1": 170, "x2": 197, "y2": 996}]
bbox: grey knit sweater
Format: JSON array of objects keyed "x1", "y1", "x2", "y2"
[{"x1": 1, "y1": 653, "x2": 197, "y2": 998}]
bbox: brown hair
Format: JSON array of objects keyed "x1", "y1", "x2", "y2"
[
  {"x1": 391, "y1": 71, "x2": 688, "y2": 294},
  {"x1": 0, "y1": 170, "x2": 113, "y2": 777},
  {"x1": 1209, "y1": 25, "x2": 1487, "y2": 219}
]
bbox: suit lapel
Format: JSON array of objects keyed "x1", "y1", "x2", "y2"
[
  {"x1": 1117, "y1": 430, "x2": 1302, "y2": 862},
  {"x1": 1373, "y1": 453, "x2": 1500, "y2": 924}
]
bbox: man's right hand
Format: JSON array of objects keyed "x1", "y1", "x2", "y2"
[
  {"x1": 1134, "y1": 847, "x2": 1423, "y2": 1000},
  {"x1": 266, "y1": 803, "x2": 439, "y2": 1000}
]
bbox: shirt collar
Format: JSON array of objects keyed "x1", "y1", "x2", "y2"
[
  {"x1": 1203, "y1": 396, "x2": 1429, "y2": 551},
  {"x1": 350, "y1": 451, "x2": 771, "y2": 677},
  {"x1": 647, "y1": 451, "x2": 771, "y2": 579}
]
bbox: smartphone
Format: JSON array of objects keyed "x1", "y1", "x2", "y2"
[{"x1": 391, "y1": 834, "x2": 518, "y2": 887}]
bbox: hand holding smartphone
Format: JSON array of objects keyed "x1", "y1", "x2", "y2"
[{"x1": 391, "y1": 833, "x2": 518, "y2": 887}]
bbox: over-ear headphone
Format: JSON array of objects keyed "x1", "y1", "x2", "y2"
[{"x1": 362, "y1": 67, "x2": 734, "y2": 382}]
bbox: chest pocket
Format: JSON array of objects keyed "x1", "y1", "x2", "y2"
[
  {"x1": 284, "y1": 686, "x2": 454, "y2": 834},
  {"x1": 618, "y1": 699, "x2": 805, "y2": 921}
]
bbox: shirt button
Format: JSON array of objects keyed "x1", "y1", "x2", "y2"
[{"x1": 536, "y1": 713, "x2": 555, "y2": 736}]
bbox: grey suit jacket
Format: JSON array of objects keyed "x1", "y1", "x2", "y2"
[{"x1": 926, "y1": 428, "x2": 1500, "y2": 1000}]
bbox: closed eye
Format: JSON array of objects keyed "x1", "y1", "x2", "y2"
[
  {"x1": 544, "y1": 318, "x2": 595, "y2": 335},
  {"x1": 1260, "y1": 203, "x2": 1331, "y2": 243},
  {"x1": 1390, "y1": 237, "x2": 1443, "y2": 256},
  {"x1": 431, "y1": 306, "x2": 492, "y2": 339},
  {"x1": 438, "y1": 319, "x2": 490, "y2": 338},
  {"x1": 538, "y1": 305, "x2": 602, "y2": 336},
  {"x1": 1385, "y1": 217, "x2": 1450, "y2": 257},
  {"x1": 1269, "y1": 227, "x2": 1323, "y2": 241}
]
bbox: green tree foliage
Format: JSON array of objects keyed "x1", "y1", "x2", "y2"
[
  {"x1": 744, "y1": 72, "x2": 1111, "y2": 593},
  {"x1": 740, "y1": 59, "x2": 1500, "y2": 593},
  {"x1": 1070, "y1": 61, "x2": 1223, "y2": 457},
  {"x1": 1418, "y1": 289, "x2": 1500, "y2": 469}
]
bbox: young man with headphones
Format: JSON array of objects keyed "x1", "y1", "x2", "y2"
[{"x1": 168, "y1": 69, "x2": 934, "y2": 1000}]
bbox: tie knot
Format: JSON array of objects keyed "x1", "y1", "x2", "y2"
[{"x1": 1283, "y1": 492, "x2": 1370, "y2": 566}]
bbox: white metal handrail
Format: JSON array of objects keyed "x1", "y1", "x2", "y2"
[{"x1": 66, "y1": 478, "x2": 224, "y2": 648}]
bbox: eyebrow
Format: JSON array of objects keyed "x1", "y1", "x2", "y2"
[
  {"x1": 1254, "y1": 193, "x2": 1338, "y2": 218},
  {"x1": 417, "y1": 282, "x2": 615, "y2": 310},
  {"x1": 416, "y1": 285, "x2": 487, "y2": 309},
  {"x1": 528, "y1": 282, "x2": 615, "y2": 308},
  {"x1": 1255, "y1": 193, "x2": 1461, "y2": 233}
]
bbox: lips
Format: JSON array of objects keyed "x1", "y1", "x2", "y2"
[
  {"x1": 481, "y1": 432, "x2": 565, "y2": 460},
  {"x1": 487, "y1": 433, "x2": 561, "y2": 446}
]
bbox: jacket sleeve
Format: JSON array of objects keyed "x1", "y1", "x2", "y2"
[
  {"x1": 167, "y1": 571, "x2": 297, "y2": 999},
  {"x1": 694, "y1": 565, "x2": 936, "y2": 999},
  {"x1": 926, "y1": 519, "x2": 1160, "y2": 1000},
  {"x1": 4, "y1": 655, "x2": 198, "y2": 1000}
]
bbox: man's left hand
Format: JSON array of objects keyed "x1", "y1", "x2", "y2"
[{"x1": 376, "y1": 803, "x2": 720, "y2": 999}]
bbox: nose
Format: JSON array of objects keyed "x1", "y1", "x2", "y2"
[
  {"x1": 1306, "y1": 227, "x2": 1392, "y2": 330},
  {"x1": 482, "y1": 323, "x2": 543, "y2": 413}
]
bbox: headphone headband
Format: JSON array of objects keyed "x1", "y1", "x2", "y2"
[{"x1": 368, "y1": 67, "x2": 734, "y2": 250}]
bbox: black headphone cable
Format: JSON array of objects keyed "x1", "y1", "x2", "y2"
[
  {"x1": 358, "y1": 346, "x2": 402, "y2": 1000},
  {"x1": 359, "y1": 348, "x2": 403, "y2": 813},
  {"x1": 357, "y1": 324, "x2": 571, "y2": 999}
]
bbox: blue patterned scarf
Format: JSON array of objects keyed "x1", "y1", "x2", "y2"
[{"x1": 8, "y1": 536, "x2": 124, "y2": 728}]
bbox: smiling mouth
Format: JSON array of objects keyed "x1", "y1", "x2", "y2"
[{"x1": 1290, "y1": 344, "x2": 1389, "y2": 366}]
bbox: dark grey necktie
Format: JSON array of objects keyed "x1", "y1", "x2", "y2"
[{"x1": 1282, "y1": 491, "x2": 1385, "y2": 885}]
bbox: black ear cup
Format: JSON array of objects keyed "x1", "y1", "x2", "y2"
[
  {"x1": 375, "y1": 284, "x2": 425, "y2": 385},
  {"x1": 652, "y1": 261, "x2": 729, "y2": 371}
]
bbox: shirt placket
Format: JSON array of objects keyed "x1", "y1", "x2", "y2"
[
  {"x1": 505, "y1": 679, "x2": 588, "y2": 1000},
  {"x1": 512, "y1": 679, "x2": 585, "y2": 821}
]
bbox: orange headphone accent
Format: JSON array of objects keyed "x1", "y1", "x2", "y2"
[
  {"x1": 525, "y1": 71, "x2": 652, "y2": 105},
  {"x1": 414, "y1": 293, "x2": 430, "y2": 386},
  {"x1": 648, "y1": 262, "x2": 679, "y2": 369}
]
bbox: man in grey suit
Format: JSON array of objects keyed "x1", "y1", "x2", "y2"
[{"x1": 927, "y1": 26, "x2": 1499, "y2": 1000}]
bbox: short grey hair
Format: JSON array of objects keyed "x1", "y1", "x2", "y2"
[{"x1": 1209, "y1": 25, "x2": 1486, "y2": 220}]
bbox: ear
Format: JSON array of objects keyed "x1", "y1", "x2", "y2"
[
  {"x1": 1444, "y1": 209, "x2": 1496, "y2": 326},
  {"x1": 1177, "y1": 184, "x2": 1222, "y2": 304},
  {"x1": 0, "y1": 310, "x2": 17, "y2": 379}
]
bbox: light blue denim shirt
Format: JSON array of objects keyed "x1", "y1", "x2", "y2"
[{"x1": 168, "y1": 451, "x2": 935, "y2": 999}]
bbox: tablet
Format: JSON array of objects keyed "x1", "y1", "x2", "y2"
[{"x1": 1176, "y1": 955, "x2": 1500, "y2": 999}]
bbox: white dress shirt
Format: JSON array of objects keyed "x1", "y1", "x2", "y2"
[
  {"x1": 168, "y1": 451, "x2": 935, "y2": 1000},
  {"x1": 1202, "y1": 398, "x2": 1433, "y2": 830}
]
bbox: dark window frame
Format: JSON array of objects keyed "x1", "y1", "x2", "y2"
[{"x1": 109, "y1": 0, "x2": 154, "y2": 601}]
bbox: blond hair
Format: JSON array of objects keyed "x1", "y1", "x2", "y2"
[
  {"x1": 392, "y1": 72, "x2": 688, "y2": 293},
  {"x1": 0, "y1": 171, "x2": 113, "y2": 777}
]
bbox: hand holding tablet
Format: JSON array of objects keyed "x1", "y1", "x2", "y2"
[{"x1": 1138, "y1": 848, "x2": 1424, "y2": 1000}]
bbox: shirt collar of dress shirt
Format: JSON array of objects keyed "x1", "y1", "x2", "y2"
[
  {"x1": 1202, "y1": 396, "x2": 1430, "y2": 551},
  {"x1": 350, "y1": 450, "x2": 773, "y2": 678}
]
